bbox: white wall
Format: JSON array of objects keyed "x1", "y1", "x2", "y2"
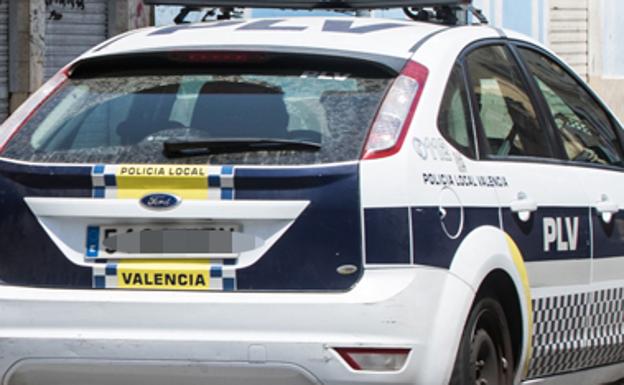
[
  {"x1": 602, "y1": 0, "x2": 624, "y2": 77},
  {"x1": 473, "y1": 0, "x2": 545, "y2": 42}
]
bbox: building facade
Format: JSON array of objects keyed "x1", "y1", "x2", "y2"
[
  {"x1": 0, "y1": 1, "x2": 8, "y2": 122},
  {"x1": 5, "y1": 1, "x2": 623, "y2": 122},
  {"x1": 1, "y1": 0, "x2": 151, "y2": 122}
]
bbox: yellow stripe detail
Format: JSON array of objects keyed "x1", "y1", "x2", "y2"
[
  {"x1": 504, "y1": 233, "x2": 533, "y2": 376},
  {"x1": 115, "y1": 165, "x2": 210, "y2": 199},
  {"x1": 116, "y1": 259, "x2": 212, "y2": 291}
]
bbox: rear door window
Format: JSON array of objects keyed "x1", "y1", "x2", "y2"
[
  {"x1": 3, "y1": 53, "x2": 395, "y2": 165},
  {"x1": 465, "y1": 45, "x2": 553, "y2": 159},
  {"x1": 518, "y1": 47, "x2": 624, "y2": 167}
]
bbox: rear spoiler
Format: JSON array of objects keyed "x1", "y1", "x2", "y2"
[{"x1": 142, "y1": 0, "x2": 468, "y2": 8}]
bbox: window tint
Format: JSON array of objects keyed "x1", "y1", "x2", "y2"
[
  {"x1": 519, "y1": 48, "x2": 624, "y2": 167},
  {"x1": 438, "y1": 64, "x2": 474, "y2": 158},
  {"x1": 466, "y1": 45, "x2": 551, "y2": 158}
]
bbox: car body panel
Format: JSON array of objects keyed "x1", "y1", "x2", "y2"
[
  {"x1": 0, "y1": 16, "x2": 622, "y2": 385},
  {"x1": 84, "y1": 18, "x2": 444, "y2": 64}
]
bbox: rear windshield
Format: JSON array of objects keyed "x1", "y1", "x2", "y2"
[{"x1": 2, "y1": 54, "x2": 394, "y2": 165}]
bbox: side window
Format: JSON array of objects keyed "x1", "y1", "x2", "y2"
[
  {"x1": 466, "y1": 45, "x2": 552, "y2": 158},
  {"x1": 438, "y1": 64, "x2": 474, "y2": 158},
  {"x1": 519, "y1": 48, "x2": 624, "y2": 167}
]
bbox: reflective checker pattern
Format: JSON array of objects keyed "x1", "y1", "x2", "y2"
[
  {"x1": 528, "y1": 288, "x2": 624, "y2": 379},
  {"x1": 528, "y1": 293, "x2": 589, "y2": 378},
  {"x1": 584, "y1": 288, "x2": 624, "y2": 368}
]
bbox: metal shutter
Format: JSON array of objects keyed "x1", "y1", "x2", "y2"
[
  {"x1": 44, "y1": 0, "x2": 108, "y2": 80},
  {"x1": 548, "y1": 0, "x2": 589, "y2": 79},
  {"x1": 0, "y1": 0, "x2": 8, "y2": 122}
]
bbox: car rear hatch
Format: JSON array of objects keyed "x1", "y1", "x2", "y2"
[{"x1": 0, "y1": 51, "x2": 400, "y2": 292}]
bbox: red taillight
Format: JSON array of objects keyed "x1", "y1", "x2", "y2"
[
  {"x1": 335, "y1": 347, "x2": 411, "y2": 372},
  {"x1": 0, "y1": 68, "x2": 69, "y2": 152},
  {"x1": 362, "y1": 61, "x2": 428, "y2": 160},
  {"x1": 168, "y1": 51, "x2": 270, "y2": 64}
]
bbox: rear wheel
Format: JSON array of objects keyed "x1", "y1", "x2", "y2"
[{"x1": 449, "y1": 297, "x2": 514, "y2": 385}]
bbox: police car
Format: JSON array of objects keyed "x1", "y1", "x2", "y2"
[{"x1": 0, "y1": 0, "x2": 623, "y2": 384}]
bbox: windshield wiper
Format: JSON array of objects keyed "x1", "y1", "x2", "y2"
[{"x1": 163, "y1": 138, "x2": 321, "y2": 158}]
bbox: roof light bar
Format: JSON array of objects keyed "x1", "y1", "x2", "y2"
[{"x1": 143, "y1": 0, "x2": 470, "y2": 9}]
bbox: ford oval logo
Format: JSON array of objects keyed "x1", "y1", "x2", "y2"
[{"x1": 140, "y1": 193, "x2": 181, "y2": 210}]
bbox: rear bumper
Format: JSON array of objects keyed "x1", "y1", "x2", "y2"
[
  {"x1": 5, "y1": 360, "x2": 320, "y2": 385},
  {"x1": 0, "y1": 267, "x2": 473, "y2": 385}
]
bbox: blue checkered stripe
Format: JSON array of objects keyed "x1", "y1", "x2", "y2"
[
  {"x1": 92, "y1": 261, "x2": 237, "y2": 291},
  {"x1": 208, "y1": 165, "x2": 235, "y2": 200},
  {"x1": 92, "y1": 263, "x2": 120, "y2": 289},
  {"x1": 91, "y1": 164, "x2": 117, "y2": 199}
]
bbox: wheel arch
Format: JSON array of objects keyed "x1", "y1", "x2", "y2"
[
  {"x1": 476, "y1": 268, "x2": 524, "y2": 375},
  {"x1": 442, "y1": 226, "x2": 533, "y2": 383}
]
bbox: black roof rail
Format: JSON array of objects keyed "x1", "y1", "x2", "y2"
[
  {"x1": 143, "y1": 0, "x2": 488, "y2": 26},
  {"x1": 143, "y1": 0, "x2": 468, "y2": 8}
]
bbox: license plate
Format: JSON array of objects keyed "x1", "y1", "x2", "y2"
[{"x1": 86, "y1": 223, "x2": 241, "y2": 260}]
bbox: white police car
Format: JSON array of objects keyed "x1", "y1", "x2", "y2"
[{"x1": 0, "y1": 1, "x2": 623, "y2": 384}]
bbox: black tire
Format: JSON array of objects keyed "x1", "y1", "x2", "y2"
[{"x1": 449, "y1": 296, "x2": 514, "y2": 385}]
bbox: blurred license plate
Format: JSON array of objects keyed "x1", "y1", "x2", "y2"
[{"x1": 86, "y1": 223, "x2": 240, "y2": 260}]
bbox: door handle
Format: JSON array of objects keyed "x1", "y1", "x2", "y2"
[
  {"x1": 596, "y1": 195, "x2": 619, "y2": 223},
  {"x1": 510, "y1": 193, "x2": 537, "y2": 222}
]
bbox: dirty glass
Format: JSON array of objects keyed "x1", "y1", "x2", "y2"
[{"x1": 2, "y1": 71, "x2": 392, "y2": 165}]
